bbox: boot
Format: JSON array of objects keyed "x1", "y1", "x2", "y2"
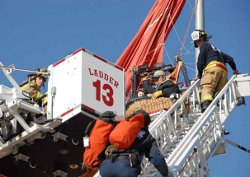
[{"x1": 201, "y1": 101, "x2": 212, "y2": 113}]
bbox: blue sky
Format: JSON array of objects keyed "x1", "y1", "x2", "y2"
[{"x1": 0, "y1": 0, "x2": 249, "y2": 177}]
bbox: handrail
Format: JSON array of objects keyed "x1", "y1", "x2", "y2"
[{"x1": 141, "y1": 74, "x2": 247, "y2": 177}]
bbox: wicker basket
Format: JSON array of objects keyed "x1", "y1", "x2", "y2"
[{"x1": 126, "y1": 97, "x2": 174, "y2": 117}]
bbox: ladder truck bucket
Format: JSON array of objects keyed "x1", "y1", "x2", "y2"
[
  {"x1": 234, "y1": 74, "x2": 250, "y2": 97},
  {"x1": 47, "y1": 48, "x2": 125, "y2": 122}
]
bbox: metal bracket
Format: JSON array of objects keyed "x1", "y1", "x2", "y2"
[
  {"x1": 14, "y1": 153, "x2": 36, "y2": 168},
  {"x1": 52, "y1": 170, "x2": 68, "y2": 177},
  {"x1": 52, "y1": 132, "x2": 68, "y2": 143}
]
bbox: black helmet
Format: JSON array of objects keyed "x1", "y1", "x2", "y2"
[{"x1": 99, "y1": 111, "x2": 116, "y2": 123}]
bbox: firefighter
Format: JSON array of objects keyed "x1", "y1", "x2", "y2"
[
  {"x1": 20, "y1": 68, "x2": 48, "y2": 112},
  {"x1": 137, "y1": 88, "x2": 146, "y2": 97},
  {"x1": 191, "y1": 30, "x2": 239, "y2": 112},
  {"x1": 142, "y1": 70, "x2": 180, "y2": 99},
  {"x1": 99, "y1": 110, "x2": 172, "y2": 177}
]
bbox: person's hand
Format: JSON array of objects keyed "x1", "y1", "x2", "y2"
[
  {"x1": 151, "y1": 90, "x2": 163, "y2": 99},
  {"x1": 234, "y1": 69, "x2": 239, "y2": 75},
  {"x1": 142, "y1": 72, "x2": 150, "y2": 80}
]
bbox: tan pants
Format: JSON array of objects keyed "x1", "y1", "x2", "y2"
[{"x1": 200, "y1": 67, "x2": 228, "y2": 103}]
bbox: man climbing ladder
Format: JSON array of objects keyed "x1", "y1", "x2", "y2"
[{"x1": 191, "y1": 30, "x2": 239, "y2": 112}]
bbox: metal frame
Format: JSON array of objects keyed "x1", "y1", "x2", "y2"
[{"x1": 140, "y1": 74, "x2": 249, "y2": 177}]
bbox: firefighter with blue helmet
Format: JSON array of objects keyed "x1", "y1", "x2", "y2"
[{"x1": 191, "y1": 30, "x2": 239, "y2": 112}]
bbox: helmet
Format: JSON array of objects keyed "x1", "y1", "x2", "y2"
[
  {"x1": 28, "y1": 68, "x2": 48, "y2": 81},
  {"x1": 99, "y1": 111, "x2": 117, "y2": 123},
  {"x1": 191, "y1": 30, "x2": 211, "y2": 41},
  {"x1": 191, "y1": 30, "x2": 212, "y2": 48},
  {"x1": 152, "y1": 70, "x2": 165, "y2": 78},
  {"x1": 99, "y1": 111, "x2": 116, "y2": 119}
]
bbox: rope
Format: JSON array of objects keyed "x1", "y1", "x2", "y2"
[
  {"x1": 164, "y1": 46, "x2": 174, "y2": 66},
  {"x1": 178, "y1": 0, "x2": 199, "y2": 57},
  {"x1": 163, "y1": 0, "x2": 198, "y2": 78},
  {"x1": 225, "y1": 139, "x2": 250, "y2": 154}
]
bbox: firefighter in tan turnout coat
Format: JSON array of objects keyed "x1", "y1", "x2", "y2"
[
  {"x1": 191, "y1": 30, "x2": 239, "y2": 112},
  {"x1": 21, "y1": 68, "x2": 48, "y2": 112}
]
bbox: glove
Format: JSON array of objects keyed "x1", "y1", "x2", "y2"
[
  {"x1": 151, "y1": 90, "x2": 163, "y2": 99},
  {"x1": 170, "y1": 93, "x2": 180, "y2": 99},
  {"x1": 142, "y1": 72, "x2": 150, "y2": 81},
  {"x1": 233, "y1": 69, "x2": 239, "y2": 75}
]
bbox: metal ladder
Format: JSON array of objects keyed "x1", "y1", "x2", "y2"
[
  {"x1": 140, "y1": 74, "x2": 250, "y2": 177},
  {"x1": 1, "y1": 60, "x2": 249, "y2": 176}
]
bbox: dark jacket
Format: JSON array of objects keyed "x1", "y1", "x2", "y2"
[
  {"x1": 130, "y1": 128, "x2": 169, "y2": 176},
  {"x1": 197, "y1": 42, "x2": 237, "y2": 78},
  {"x1": 143, "y1": 79, "x2": 180, "y2": 97}
]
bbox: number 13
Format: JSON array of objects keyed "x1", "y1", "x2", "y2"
[{"x1": 93, "y1": 79, "x2": 114, "y2": 106}]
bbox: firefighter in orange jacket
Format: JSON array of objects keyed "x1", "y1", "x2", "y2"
[
  {"x1": 99, "y1": 110, "x2": 172, "y2": 177},
  {"x1": 191, "y1": 30, "x2": 239, "y2": 112}
]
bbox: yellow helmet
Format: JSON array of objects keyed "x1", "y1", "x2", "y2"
[{"x1": 28, "y1": 68, "x2": 48, "y2": 81}]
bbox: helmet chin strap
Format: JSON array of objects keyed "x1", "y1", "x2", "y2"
[
  {"x1": 194, "y1": 38, "x2": 208, "y2": 48},
  {"x1": 194, "y1": 41, "x2": 198, "y2": 48}
]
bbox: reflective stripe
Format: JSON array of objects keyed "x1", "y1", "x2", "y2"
[
  {"x1": 201, "y1": 95, "x2": 213, "y2": 103},
  {"x1": 205, "y1": 61, "x2": 227, "y2": 72}
]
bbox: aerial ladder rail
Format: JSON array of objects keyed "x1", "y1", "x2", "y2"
[
  {"x1": 166, "y1": 74, "x2": 248, "y2": 177},
  {"x1": 92, "y1": 79, "x2": 202, "y2": 177},
  {"x1": 140, "y1": 74, "x2": 250, "y2": 177},
  {"x1": 140, "y1": 79, "x2": 201, "y2": 176}
]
